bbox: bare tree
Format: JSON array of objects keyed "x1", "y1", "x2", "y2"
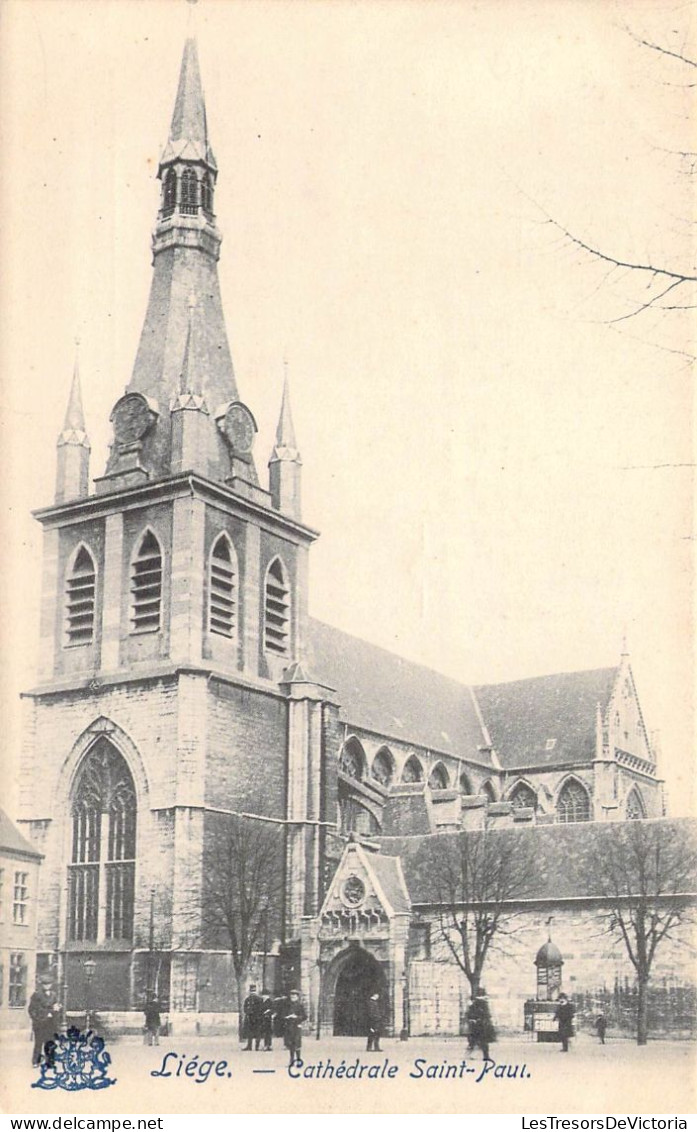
[
  {"x1": 202, "y1": 811, "x2": 285, "y2": 1028},
  {"x1": 544, "y1": 21, "x2": 696, "y2": 332},
  {"x1": 426, "y1": 829, "x2": 538, "y2": 998},
  {"x1": 588, "y1": 820, "x2": 697, "y2": 1045}
]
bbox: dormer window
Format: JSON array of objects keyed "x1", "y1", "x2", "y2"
[
  {"x1": 162, "y1": 169, "x2": 177, "y2": 218},
  {"x1": 130, "y1": 531, "x2": 162, "y2": 634},
  {"x1": 65, "y1": 545, "x2": 96, "y2": 646},
  {"x1": 180, "y1": 168, "x2": 198, "y2": 215}
]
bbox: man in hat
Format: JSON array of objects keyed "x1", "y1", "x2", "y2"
[
  {"x1": 260, "y1": 988, "x2": 275, "y2": 1051},
  {"x1": 554, "y1": 993, "x2": 576, "y2": 1052},
  {"x1": 366, "y1": 992, "x2": 383, "y2": 1052},
  {"x1": 282, "y1": 989, "x2": 307, "y2": 1067},
  {"x1": 242, "y1": 984, "x2": 263, "y2": 1051},
  {"x1": 466, "y1": 987, "x2": 495, "y2": 1061},
  {"x1": 28, "y1": 977, "x2": 60, "y2": 1068}
]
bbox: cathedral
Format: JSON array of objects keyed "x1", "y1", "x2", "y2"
[{"x1": 18, "y1": 29, "x2": 683, "y2": 1040}]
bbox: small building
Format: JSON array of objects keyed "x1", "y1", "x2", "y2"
[{"x1": 0, "y1": 809, "x2": 42, "y2": 1033}]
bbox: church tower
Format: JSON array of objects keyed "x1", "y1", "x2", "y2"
[{"x1": 19, "y1": 29, "x2": 324, "y2": 1019}]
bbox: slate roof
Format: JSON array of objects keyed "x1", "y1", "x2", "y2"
[
  {"x1": 380, "y1": 818, "x2": 697, "y2": 904},
  {"x1": 474, "y1": 668, "x2": 618, "y2": 769},
  {"x1": 306, "y1": 618, "x2": 491, "y2": 762},
  {"x1": 0, "y1": 809, "x2": 41, "y2": 860},
  {"x1": 369, "y1": 853, "x2": 411, "y2": 914}
]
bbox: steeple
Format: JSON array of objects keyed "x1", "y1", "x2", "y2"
[
  {"x1": 98, "y1": 29, "x2": 256, "y2": 493},
  {"x1": 56, "y1": 350, "x2": 90, "y2": 503},
  {"x1": 269, "y1": 367, "x2": 302, "y2": 519}
]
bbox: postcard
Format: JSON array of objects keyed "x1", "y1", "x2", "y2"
[{"x1": 0, "y1": 0, "x2": 694, "y2": 1118}]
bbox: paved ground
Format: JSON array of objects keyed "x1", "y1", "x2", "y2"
[{"x1": 2, "y1": 1032, "x2": 695, "y2": 1115}]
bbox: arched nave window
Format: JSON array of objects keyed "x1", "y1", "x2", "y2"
[
  {"x1": 509, "y1": 782, "x2": 537, "y2": 810},
  {"x1": 339, "y1": 738, "x2": 366, "y2": 782},
  {"x1": 402, "y1": 755, "x2": 423, "y2": 783},
  {"x1": 372, "y1": 748, "x2": 395, "y2": 787},
  {"x1": 626, "y1": 787, "x2": 646, "y2": 821},
  {"x1": 556, "y1": 778, "x2": 591, "y2": 824},
  {"x1": 428, "y1": 763, "x2": 449, "y2": 790}
]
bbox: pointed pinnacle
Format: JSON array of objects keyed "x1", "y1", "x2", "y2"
[
  {"x1": 275, "y1": 367, "x2": 297, "y2": 448},
  {"x1": 63, "y1": 353, "x2": 87, "y2": 433}
]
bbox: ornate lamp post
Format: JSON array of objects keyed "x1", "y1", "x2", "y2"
[{"x1": 83, "y1": 956, "x2": 96, "y2": 1033}]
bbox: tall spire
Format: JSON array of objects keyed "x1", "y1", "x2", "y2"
[{"x1": 160, "y1": 36, "x2": 216, "y2": 169}]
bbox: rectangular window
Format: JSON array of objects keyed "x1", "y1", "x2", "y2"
[
  {"x1": 9, "y1": 953, "x2": 27, "y2": 1008},
  {"x1": 13, "y1": 871, "x2": 28, "y2": 925}
]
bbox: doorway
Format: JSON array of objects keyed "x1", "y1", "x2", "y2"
[{"x1": 333, "y1": 948, "x2": 386, "y2": 1036}]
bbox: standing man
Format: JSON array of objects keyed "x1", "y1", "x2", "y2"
[
  {"x1": 242, "y1": 984, "x2": 263, "y2": 1051},
  {"x1": 366, "y1": 992, "x2": 383, "y2": 1052},
  {"x1": 282, "y1": 989, "x2": 307, "y2": 1068},
  {"x1": 143, "y1": 994, "x2": 161, "y2": 1046},
  {"x1": 467, "y1": 988, "x2": 496, "y2": 1061},
  {"x1": 28, "y1": 978, "x2": 60, "y2": 1068},
  {"x1": 595, "y1": 1013, "x2": 607, "y2": 1045},
  {"x1": 554, "y1": 993, "x2": 576, "y2": 1053},
  {"x1": 260, "y1": 988, "x2": 274, "y2": 1051}
]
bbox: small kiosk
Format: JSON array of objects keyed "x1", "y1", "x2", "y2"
[{"x1": 523, "y1": 938, "x2": 564, "y2": 1042}]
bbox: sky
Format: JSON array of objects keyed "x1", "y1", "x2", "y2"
[{"x1": 0, "y1": 0, "x2": 694, "y2": 815}]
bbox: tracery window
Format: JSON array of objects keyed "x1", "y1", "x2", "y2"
[
  {"x1": 338, "y1": 791, "x2": 380, "y2": 837},
  {"x1": 509, "y1": 782, "x2": 537, "y2": 810},
  {"x1": 131, "y1": 531, "x2": 162, "y2": 634},
  {"x1": 180, "y1": 168, "x2": 198, "y2": 215},
  {"x1": 428, "y1": 763, "x2": 449, "y2": 790},
  {"x1": 402, "y1": 755, "x2": 423, "y2": 783},
  {"x1": 626, "y1": 787, "x2": 646, "y2": 821},
  {"x1": 371, "y1": 748, "x2": 394, "y2": 787},
  {"x1": 264, "y1": 558, "x2": 290, "y2": 657},
  {"x1": 68, "y1": 740, "x2": 136, "y2": 942},
  {"x1": 556, "y1": 779, "x2": 591, "y2": 823},
  {"x1": 162, "y1": 169, "x2": 177, "y2": 217},
  {"x1": 209, "y1": 534, "x2": 237, "y2": 639}
]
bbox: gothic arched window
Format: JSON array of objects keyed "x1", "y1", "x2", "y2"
[
  {"x1": 65, "y1": 545, "x2": 96, "y2": 646},
  {"x1": 69, "y1": 739, "x2": 136, "y2": 942},
  {"x1": 482, "y1": 780, "x2": 497, "y2": 802},
  {"x1": 162, "y1": 169, "x2": 177, "y2": 217},
  {"x1": 201, "y1": 173, "x2": 213, "y2": 215},
  {"x1": 338, "y1": 790, "x2": 380, "y2": 837},
  {"x1": 557, "y1": 778, "x2": 591, "y2": 823},
  {"x1": 626, "y1": 787, "x2": 646, "y2": 821},
  {"x1": 428, "y1": 763, "x2": 449, "y2": 790},
  {"x1": 340, "y1": 738, "x2": 366, "y2": 782},
  {"x1": 509, "y1": 782, "x2": 537, "y2": 810},
  {"x1": 180, "y1": 168, "x2": 198, "y2": 215},
  {"x1": 402, "y1": 755, "x2": 423, "y2": 783},
  {"x1": 460, "y1": 771, "x2": 473, "y2": 795},
  {"x1": 372, "y1": 747, "x2": 395, "y2": 787},
  {"x1": 131, "y1": 531, "x2": 163, "y2": 634},
  {"x1": 264, "y1": 557, "x2": 290, "y2": 656},
  {"x1": 209, "y1": 533, "x2": 237, "y2": 639}
]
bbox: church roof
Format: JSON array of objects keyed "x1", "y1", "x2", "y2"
[
  {"x1": 305, "y1": 618, "x2": 492, "y2": 763},
  {"x1": 380, "y1": 818, "x2": 697, "y2": 905},
  {"x1": 368, "y1": 853, "x2": 411, "y2": 915},
  {"x1": 0, "y1": 809, "x2": 42, "y2": 860},
  {"x1": 474, "y1": 667, "x2": 618, "y2": 769}
]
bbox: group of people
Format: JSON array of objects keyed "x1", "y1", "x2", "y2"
[{"x1": 242, "y1": 985, "x2": 307, "y2": 1065}]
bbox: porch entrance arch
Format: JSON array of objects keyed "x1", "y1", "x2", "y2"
[{"x1": 330, "y1": 946, "x2": 387, "y2": 1036}]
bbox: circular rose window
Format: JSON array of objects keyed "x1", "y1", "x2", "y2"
[{"x1": 341, "y1": 875, "x2": 366, "y2": 907}]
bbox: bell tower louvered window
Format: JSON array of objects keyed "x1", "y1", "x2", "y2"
[
  {"x1": 264, "y1": 558, "x2": 290, "y2": 656},
  {"x1": 209, "y1": 534, "x2": 236, "y2": 639},
  {"x1": 180, "y1": 168, "x2": 198, "y2": 215},
  {"x1": 162, "y1": 169, "x2": 177, "y2": 218},
  {"x1": 66, "y1": 546, "x2": 96, "y2": 645},
  {"x1": 131, "y1": 531, "x2": 162, "y2": 634},
  {"x1": 201, "y1": 173, "x2": 213, "y2": 215}
]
